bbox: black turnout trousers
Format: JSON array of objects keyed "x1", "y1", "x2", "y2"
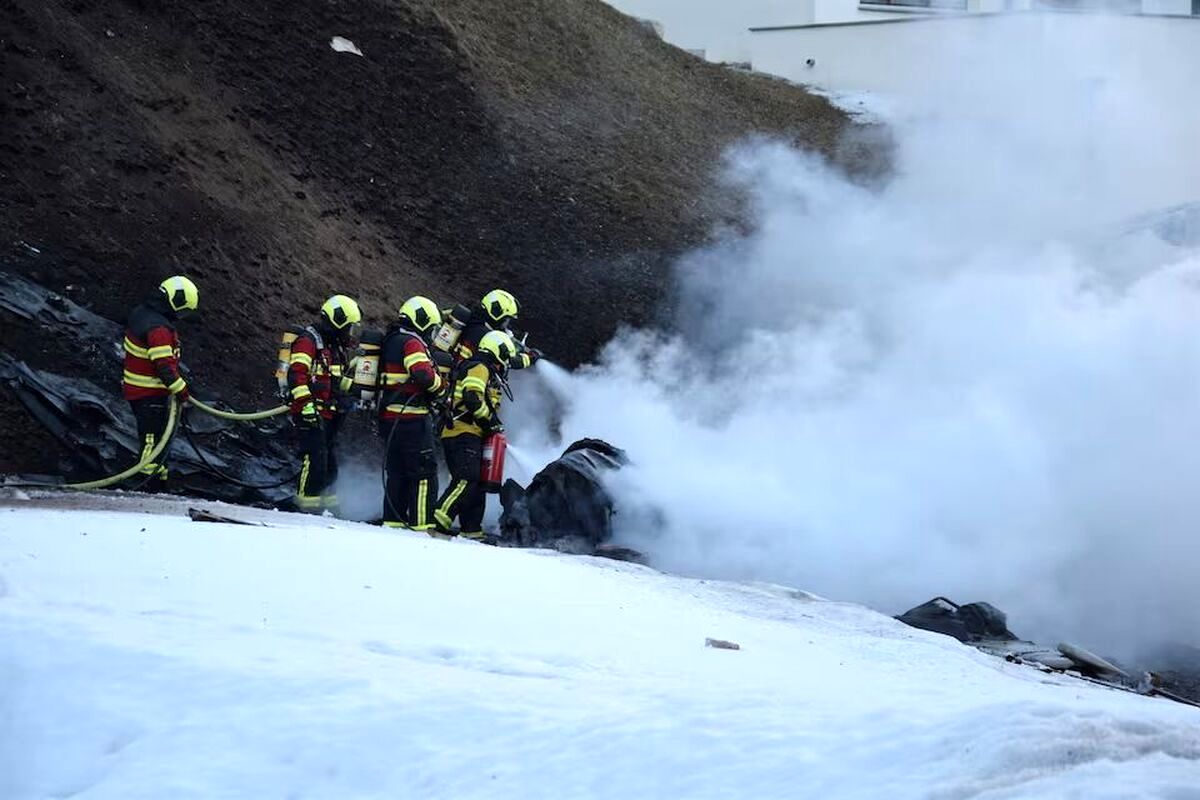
[
  {"x1": 381, "y1": 415, "x2": 438, "y2": 529},
  {"x1": 130, "y1": 396, "x2": 171, "y2": 485},
  {"x1": 296, "y1": 417, "x2": 340, "y2": 511},
  {"x1": 435, "y1": 432, "x2": 485, "y2": 535}
]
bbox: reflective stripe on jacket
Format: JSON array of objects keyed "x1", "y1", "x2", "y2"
[
  {"x1": 441, "y1": 359, "x2": 502, "y2": 439},
  {"x1": 122, "y1": 303, "x2": 186, "y2": 401},
  {"x1": 287, "y1": 328, "x2": 351, "y2": 419},
  {"x1": 379, "y1": 328, "x2": 443, "y2": 421}
]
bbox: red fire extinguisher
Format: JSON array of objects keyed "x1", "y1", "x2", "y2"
[{"x1": 480, "y1": 432, "x2": 507, "y2": 493}]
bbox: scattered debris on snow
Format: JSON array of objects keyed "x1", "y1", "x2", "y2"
[
  {"x1": 1058, "y1": 642, "x2": 1130, "y2": 679},
  {"x1": 188, "y1": 507, "x2": 264, "y2": 527},
  {"x1": 705, "y1": 638, "x2": 741, "y2": 651},
  {"x1": 898, "y1": 596, "x2": 1200, "y2": 709}
]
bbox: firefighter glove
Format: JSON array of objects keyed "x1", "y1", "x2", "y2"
[{"x1": 299, "y1": 402, "x2": 321, "y2": 428}]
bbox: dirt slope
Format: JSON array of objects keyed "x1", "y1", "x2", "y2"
[{"x1": 0, "y1": 0, "x2": 871, "y2": 474}]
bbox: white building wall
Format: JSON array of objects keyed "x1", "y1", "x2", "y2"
[
  {"x1": 749, "y1": 12, "x2": 1200, "y2": 214},
  {"x1": 751, "y1": 15, "x2": 979, "y2": 95},
  {"x1": 604, "y1": 0, "x2": 1195, "y2": 65},
  {"x1": 813, "y1": 0, "x2": 896, "y2": 23},
  {"x1": 750, "y1": 12, "x2": 1200, "y2": 96},
  {"x1": 602, "y1": 0, "x2": 805, "y2": 62},
  {"x1": 1141, "y1": 0, "x2": 1193, "y2": 14}
]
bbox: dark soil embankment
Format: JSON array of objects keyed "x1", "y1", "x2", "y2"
[{"x1": 1, "y1": 0, "x2": 878, "y2": 475}]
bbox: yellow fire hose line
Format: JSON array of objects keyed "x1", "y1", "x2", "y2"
[
  {"x1": 189, "y1": 397, "x2": 289, "y2": 421},
  {"x1": 59, "y1": 396, "x2": 286, "y2": 491},
  {"x1": 65, "y1": 397, "x2": 181, "y2": 491}
]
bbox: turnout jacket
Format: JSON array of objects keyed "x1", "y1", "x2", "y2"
[
  {"x1": 442, "y1": 357, "x2": 504, "y2": 439},
  {"x1": 287, "y1": 326, "x2": 352, "y2": 420},
  {"x1": 453, "y1": 309, "x2": 536, "y2": 370},
  {"x1": 122, "y1": 302, "x2": 188, "y2": 402},
  {"x1": 378, "y1": 326, "x2": 444, "y2": 421}
]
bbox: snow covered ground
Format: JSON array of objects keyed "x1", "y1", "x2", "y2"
[{"x1": 2, "y1": 496, "x2": 1198, "y2": 799}]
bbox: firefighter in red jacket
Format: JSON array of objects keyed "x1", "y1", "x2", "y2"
[
  {"x1": 434, "y1": 329, "x2": 515, "y2": 540},
  {"x1": 453, "y1": 289, "x2": 542, "y2": 369},
  {"x1": 121, "y1": 275, "x2": 199, "y2": 488},
  {"x1": 287, "y1": 294, "x2": 362, "y2": 513},
  {"x1": 378, "y1": 296, "x2": 445, "y2": 530}
]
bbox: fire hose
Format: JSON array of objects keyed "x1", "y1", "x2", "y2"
[
  {"x1": 43, "y1": 397, "x2": 288, "y2": 491},
  {"x1": 61, "y1": 396, "x2": 181, "y2": 490},
  {"x1": 189, "y1": 398, "x2": 289, "y2": 421},
  {"x1": 93, "y1": 397, "x2": 291, "y2": 490}
]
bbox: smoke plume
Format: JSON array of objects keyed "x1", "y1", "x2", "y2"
[{"x1": 508, "y1": 15, "x2": 1200, "y2": 656}]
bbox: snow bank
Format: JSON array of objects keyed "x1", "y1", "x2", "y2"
[{"x1": 1, "y1": 503, "x2": 1197, "y2": 798}]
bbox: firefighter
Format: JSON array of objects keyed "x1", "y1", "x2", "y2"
[
  {"x1": 287, "y1": 294, "x2": 362, "y2": 514},
  {"x1": 452, "y1": 289, "x2": 542, "y2": 369},
  {"x1": 121, "y1": 275, "x2": 199, "y2": 489},
  {"x1": 378, "y1": 296, "x2": 445, "y2": 530},
  {"x1": 434, "y1": 329, "x2": 516, "y2": 540}
]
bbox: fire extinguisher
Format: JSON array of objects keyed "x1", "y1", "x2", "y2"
[{"x1": 480, "y1": 432, "x2": 507, "y2": 493}]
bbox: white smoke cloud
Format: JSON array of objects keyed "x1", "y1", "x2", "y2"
[{"x1": 507, "y1": 16, "x2": 1200, "y2": 657}]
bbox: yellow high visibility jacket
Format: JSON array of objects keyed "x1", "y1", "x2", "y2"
[{"x1": 441, "y1": 360, "x2": 503, "y2": 439}]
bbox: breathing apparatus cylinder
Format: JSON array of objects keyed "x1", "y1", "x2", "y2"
[
  {"x1": 480, "y1": 432, "x2": 507, "y2": 493},
  {"x1": 431, "y1": 304, "x2": 471, "y2": 354},
  {"x1": 353, "y1": 329, "x2": 384, "y2": 408},
  {"x1": 274, "y1": 326, "x2": 305, "y2": 399}
]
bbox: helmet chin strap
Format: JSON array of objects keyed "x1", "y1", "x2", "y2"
[
  {"x1": 317, "y1": 317, "x2": 339, "y2": 341},
  {"x1": 154, "y1": 292, "x2": 177, "y2": 316}
]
